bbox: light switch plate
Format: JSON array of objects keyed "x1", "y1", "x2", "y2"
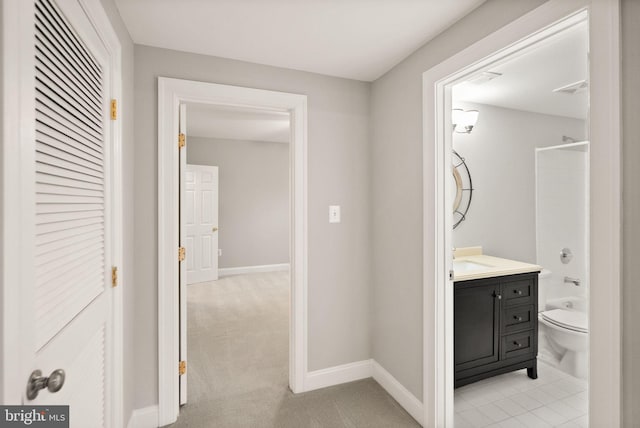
[{"x1": 329, "y1": 205, "x2": 341, "y2": 223}]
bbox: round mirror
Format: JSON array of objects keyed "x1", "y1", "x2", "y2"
[{"x1": 452, "y1": 150, "x2": 473, "y2": 229}]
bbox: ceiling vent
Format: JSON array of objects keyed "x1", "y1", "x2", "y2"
[
  {"x1": 553, "y1": 80, "x2": 588, "y2": 95},
  {"x1": 467, "y1": 71, "x2": 502, "y2": 85}
]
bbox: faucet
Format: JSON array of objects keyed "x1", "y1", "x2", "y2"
[{"x1": 564, "y1": 276, "x2": 581, "y2": 286}]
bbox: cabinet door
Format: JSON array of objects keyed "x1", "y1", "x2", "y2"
[{"x1": 455, "y1": 281, "x2": 500, "y2": 371}]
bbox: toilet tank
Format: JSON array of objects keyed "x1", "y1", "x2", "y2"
[{"x1": 538, "y1": 269, "x2": 552, "y2": 311}]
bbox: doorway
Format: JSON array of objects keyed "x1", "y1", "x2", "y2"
[
  {"x1": 157, "y1": 78, "x2": 308, "y2": 426},
  {"x1": 179, "y1": 102, "x2": 292, "y2": 416},
  {"x1": 423, "y1": 2, "x2": 621, "y2": 427},
  {"x1": 449, "y1": 19, "x2": 590, "y2": 426}
]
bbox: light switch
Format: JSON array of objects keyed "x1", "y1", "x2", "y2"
[{"x1": 329, "y1": 205, "x2": 341, "y2": 223}]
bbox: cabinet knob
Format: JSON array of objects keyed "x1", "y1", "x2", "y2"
[
  {"x1": 514, "y1": 316, "x2": 523, "y2": 322},
  {"x1": 496, "y1": 294, "x2": 502, "y2": 300},
  {"x1": 513, "y1": 341, "x2": 522, "y2": 348},
  {"x1": 514, "y1": 290, "x2": 523, "y2": 295}
]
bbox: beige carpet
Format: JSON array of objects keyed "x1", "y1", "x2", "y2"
[{"x1": 171, "y1": 271, "x2": 419, "y2": 428}]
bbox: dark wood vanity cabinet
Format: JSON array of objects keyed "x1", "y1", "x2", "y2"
[{"x1": 454, "y1": 272, "x2": 539, "y2": 388}]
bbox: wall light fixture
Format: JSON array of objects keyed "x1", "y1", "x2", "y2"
[{"x1": 452, "y1": 109, "x2": 479, "y2": 134}]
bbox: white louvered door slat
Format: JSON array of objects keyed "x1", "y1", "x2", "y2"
[
  {"x1": 28, "y1": 0, "x2": 113, "y2": 426},
  {"x1": 36, "y1": 249, "x2": 105, "y2": 281}
]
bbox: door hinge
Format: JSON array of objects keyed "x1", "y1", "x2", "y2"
[
  {"x1": 179, "y1": 360, "x2": 186, "y2": 375},
  {"x1": 110, "y1": 99, "x2": 117, "y2": 120},
  {"x1": 178, "y1": 246, "x2": 186, "y2": 262},
  {"x1": 112, "y1": 266, "x2": 118, "y2": 287},
  {"x1": 178, "y1": 133, "x2": 186, "y2": 149}
]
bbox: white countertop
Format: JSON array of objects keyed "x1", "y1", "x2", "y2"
[{"x1": 453, "y1": 247, "x2": 542, "y2": 282}]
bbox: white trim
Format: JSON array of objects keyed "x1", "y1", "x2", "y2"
[
  {"x1": 126, "y1": 405, "x2": 159, "y2": 428},
  {"x1": 218, "y1": 263, "x2": 290, "y2": 278},
  {"x1": 1, "y1": 0, "x2": 34, "y2": 405},
  {"x1": 304, "y1": 360, "x2": 372, "y2": 392},
  {"x1": 157, "y1": 78, "x2": 308, "y2": 425},
  {"x1": 372, "y1": 361, "x2": 424, "y2": 426},
  {"x1": 423, "y1": 0, "x2": 621, "y2": 426}
]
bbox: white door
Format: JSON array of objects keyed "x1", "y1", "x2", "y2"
[
  {"x1": 23, "y1": 0, "x2": 116, "y2": 426},
  {"x1": 178, "y1": 104, "x2": 188, "y2": 405},
  {"x1": 185, "y1": 165, "x2": 220, "y2": 284}
]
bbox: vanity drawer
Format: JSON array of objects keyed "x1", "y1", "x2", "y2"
[
  {"x1": 502, "y1": 278, "x2": 535, "y2": 307},
  {"x1": 502, "y1": 331, "x2": 535, "y2": 360},
  {"x1": 502, "y1": 305, "x2": 535, "y2": 333}
]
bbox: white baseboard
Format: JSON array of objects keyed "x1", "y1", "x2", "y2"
[
  {"x1": 218, "y1": 263, "x2": 290, "y2": 277},
  {"x1": 127, "y1": 405, "x2": 159, "y2": 428},
  {"x1": 304, "y1": 359, "x2": 373, "y2": 392},
  {"x1": 372, "y1": 361, "x2": 424, "y2": 426}
]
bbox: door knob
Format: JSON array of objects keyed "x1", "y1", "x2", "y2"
[
  {"x1": 212, "y1": 227, "x2": 218, "y2": 232},
  {"x1": 26, "y1": 369, "x2": 65, "y2": 400}
]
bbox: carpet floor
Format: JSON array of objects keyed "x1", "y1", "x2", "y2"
[{"x1": 170, "y1": 271, "x2": 420, "y2": 428}]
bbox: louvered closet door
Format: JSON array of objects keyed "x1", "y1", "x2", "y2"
[{"x1": 28, "y1": 0, "x2": 113, "y2": 426}]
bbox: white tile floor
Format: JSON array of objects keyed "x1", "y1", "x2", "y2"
[{"x1": 454, "y1": 362, "x2": 588, "y2": 428}]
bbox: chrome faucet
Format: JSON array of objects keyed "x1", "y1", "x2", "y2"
[{"x1": 564, "y1": 276, "x2": 581, "y2": 286}]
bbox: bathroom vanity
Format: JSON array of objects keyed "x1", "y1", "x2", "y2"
[{"x1": 453, "y1": 248, "x2": 541, "y2": 388}]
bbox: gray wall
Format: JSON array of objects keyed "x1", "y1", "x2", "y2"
[
  {"x1": 134, "y1": 46, "x2": 371, "y2": 408},
  {"x1": 0, "y1": 1, "x2": 4, "y2": 405},
  {"x1": 621, "y1": 0, "x2": 640, "y2": 425},
  {"x1": 370, "y1": 0, "x2": 548, "y2": 400},
  {"x1": 187, "y1": 137, "x2": 289, "y2": 269},
  {"x1": 452, "y1": 102, "x2": 586, "y2": 263},
  {"x1": 97, "y1": 1, "x2": 136, "y2": 426}
]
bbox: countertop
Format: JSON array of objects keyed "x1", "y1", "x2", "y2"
[{"x1": 453, "y1": 247, "x2": 542, "y2": 282}]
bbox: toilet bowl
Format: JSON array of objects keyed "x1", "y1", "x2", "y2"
[{"x1": 538, "y1": 308, "x2": 589, "y2": 379}]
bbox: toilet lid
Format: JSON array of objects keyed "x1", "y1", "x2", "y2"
[{"x1": 540, "y1": 309, "x2": 588, "y2": 333}]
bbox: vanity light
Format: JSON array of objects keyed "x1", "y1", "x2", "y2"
[{"x1": 452, "y1": 109, "x2": 479, "y2": 134}]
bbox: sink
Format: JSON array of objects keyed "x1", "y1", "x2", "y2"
[{"x1": 453, "y1": 260, "x2": 490, "y2": 272}]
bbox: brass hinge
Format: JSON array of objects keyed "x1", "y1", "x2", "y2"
[
  {"x1": 178, "y1": 133, "x2": 186, "y2": 149},
  {"x1": 178, "y1": 246, "x2": 186, "y2": 262},
  {"x1": 179, "y1": 360, "x2": 186, "y2": 375},
  {"x1": 112, "y1": 266, "x2": 118, "y2": 287},
  {"x1": 110, "y1": 99, "x2": 117, "y2": 120}
]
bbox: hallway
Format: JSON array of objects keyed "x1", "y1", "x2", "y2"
[{"x1": 172, "y1": 272, "x2": 419, "y2": 427}]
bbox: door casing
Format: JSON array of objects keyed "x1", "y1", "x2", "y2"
[
  {"x1": 157, "y1": 77, "x2": 308, "y2": 426},
  {"x1": 423, "y1": 1, "x2": 621, "y2": 426}
]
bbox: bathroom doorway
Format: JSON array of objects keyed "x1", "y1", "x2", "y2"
[
  {"x1": 423, "y1": 2, "x2": 621, "y2": 427},
  {"x1": 449, "y1": 19, "x2": 590, "y2": 425}
]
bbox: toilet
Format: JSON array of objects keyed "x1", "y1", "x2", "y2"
[{"x1": 537, "y1": 270, "x2": 589, "y2": 379}]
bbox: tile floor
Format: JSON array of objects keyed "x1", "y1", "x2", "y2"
[{"x1": 454, "y1": 362, "x2": 588, "y2": 428}]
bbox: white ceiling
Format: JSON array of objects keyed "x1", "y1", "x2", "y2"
[
  {"x1": 114, "y1": 0, "x2": 485, "y2": 82},
  {"x1": 453, "y1": 21, "x2": 588, "y2": 119},
  {"x1": 186, "y1": 103, "x2": 290, "y2": 143}
]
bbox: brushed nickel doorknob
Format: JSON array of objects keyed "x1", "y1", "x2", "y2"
[
  {"x1": 212, "y1": 227, "x2": 218, "y2": 232},
  {"x1": 26, "y1": 369, "x2": 65, "y2": 400}
]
